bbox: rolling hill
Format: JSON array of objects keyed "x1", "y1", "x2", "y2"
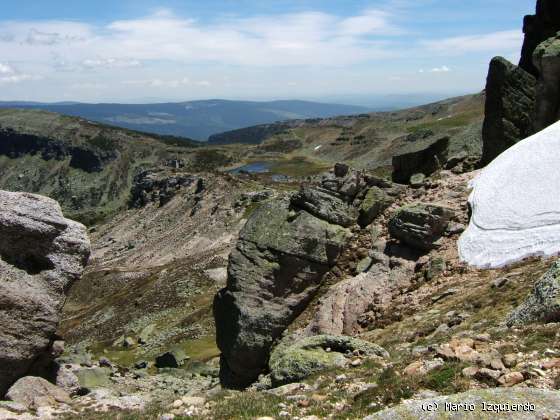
[{"x1": 0, "y1": 100, "x2": 370, "y2": 141}]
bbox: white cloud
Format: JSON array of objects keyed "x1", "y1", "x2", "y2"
[
  {"x1": 422, "y1": 30, "x2": 523, "y2": 55},
  {"x1": 0, "y1": 62, "x2": 37, "y2": 84},
  {"x1": 82, "y1": 58, "x2": 141, "y2": 69},
  {"x1": 430, "y1": 65, "x2": 451, "y2": 72}
]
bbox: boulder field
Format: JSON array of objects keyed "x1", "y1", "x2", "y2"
[{"x1": 0, "y1": 191, "x2": 90, "y2": 396}]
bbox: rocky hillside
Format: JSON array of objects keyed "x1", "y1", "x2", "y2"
[
  {"x1": 0, "y1": 109, "x2": 212, "y2": 224},
  {"x1": 207, "y1": 93, "x2": 484, "y2": 174},
  {"x1": 3, "y1": 2, "x2": 560, "y2": 418}
]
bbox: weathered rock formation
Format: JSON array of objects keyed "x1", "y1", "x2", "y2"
[
  {"x1": 213, "y1": 198, "x2": 349, "y2": 389},
  {"x1": 507, "y1": 260, "x2": 560, "y2": 326},
  {"x1": 481, "y1": 57, "x2": 536, "y2": 165},
  {"x1": 391, "y1": 137, "x2": 449, "y2": 184},
  {"x1": 533, "y1": 32, "x2": 560, "y2": 131},
  {"x1": 269, "y1": 335, "x2": 388, "y2": 387},
  {"x1": 389, "y1": 204, "x2": 454, "y2": 251},
  {"x1": 0, "y1": 191, "x2": 90, "y2": 396},
  {"x1": 482, "y1": 0, "x2": 560, "y2": 163},
  {"x1": 129, "y1": 169, "x2": 203, "y2": 208},
  {"x1": 0, "y1": 128, "x2": 117, "y2": 173},
  {"x1": 305, "y1": 262, "x2": 413, "y2": 336},
  {"x1": 519, "y1": 0, "x2": 560, "y2": 76}
]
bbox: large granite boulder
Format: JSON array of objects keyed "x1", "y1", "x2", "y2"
[
  {"x1": 507, "y1": 260, "x2": 560, "y2": 326},
  {"x1": 519, "y1": 0, "x2": 560, "y2": 76},
  {"x1": 391, "y1": 137, "x2": 449, "y2": 184},
  {"x1": 533, "y1": 32, "x2": 560, "y2": 131},
  {"x1": 0, "y1": 191, "x2": 90, "y2": 396},
  {"x1": 389, "y1": 204, "x2": 454, "y2": 251},
  {"x1": 213, "y1": 199, "x2": 348, "y2": 389},
  {"x1": 269, "y1": 335, "x2": 388, "y2": 387},
  {"x1": 481, "y1": 57, "x2": 536, "y2": 165},
  {"x1": 6, "y1": 376, "x2": 71, "y2": 409},
  {"x1": 365, "y1": 387, "x2": 560, "y2": 419}
]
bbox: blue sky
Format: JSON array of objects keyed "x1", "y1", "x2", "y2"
[{"x1": 0, "y1": 0, "x2": 536, "y2": 103}]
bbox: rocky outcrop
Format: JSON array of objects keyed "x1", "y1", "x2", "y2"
[
  {"x1": 365, "y1": 388, "x2": 560, "y2": 419},
  {"x1": 357, "y1": 187, "x2": 394, "y2": 228},
  {"x1": 291, "y1": 186, "x2": 355, "y2": 227},
  {"x1": 507, "y1": 260, "x2": 560, "y2": 326},
  {"x1": 481, "y1": 57, "x2": 536, "y2": 165},
  {"x1": 0, "y1": 191, "x2": 90, "y2": 396},
  {"x1": 533, "y1": 32, "x2": 560, "y2": 131},
  {"x1": 519, "y1": 0, "x2": 560, "y2": 76},
  {"x1": 391, "y1": 137, "x2": 449, "y2": 184},
  {"x1": 269, "y1": 335, "x2": 388, "y2": 387},
  {"x1": 129, "y1": 170, "x2": 202, "y2": 208},
  {"x1": 389, "y1": 204, "x2": 454, "y2": 251},
  {"x1": 0, "y1": 128, "x2": 117, "y2": 173},
  {"x1": 481, "y1": 0, "x2": 560, "y2": 163},
  {"x1": 305, "y1": 263, "x2": 413, "y2": 336},
  {"x1": 213, "y1": 198, "x2": 349, "y2": 389}
]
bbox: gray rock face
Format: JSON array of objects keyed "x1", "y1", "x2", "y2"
[
  {"x1": 269, "y1": 335, "x2": 388, "y2": 387},
  {"x1": 388, "y1": 204, "x2": 454, "y2": 251},
  {"x1": 364, "y1": 387, "x2": 560, "y2": 419},
  {"x1": 357, "y1": 187, "x2": 394, "y2": 228},
  {"x1": 291, "y1": 186, "x2": 355, "y2": 227},
  {"x1": 519, "y1": 0, "x2": 560, "y2": 77},
  {"x1": 481, "y1": 57, "x2": 536, "y2": 165},
  {"x1": 6, "y1": 376, "x2": 71, "y2": 409},
  {"x1": 0, "y1": 191, "x2": 90, "y2": 396},
  {"x1": 213, "y1": 199, "x2": 349, "y2": 389},
  {"x1": 507, "y1": 260, "x2": 560, "y2": 326},
  {"x1": 391, "y1": 137, "x2": 449, "y2": 184},
  {"x1": 533, "y1": 33, "x2": 560, "y2": 131}
]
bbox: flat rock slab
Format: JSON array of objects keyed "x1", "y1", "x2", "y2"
[{"x1": 459, "y1": 120, "x2": 560, "y2": 268}]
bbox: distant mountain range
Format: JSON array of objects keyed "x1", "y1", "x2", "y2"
[{"x1": 0, "y1": 100, "x2": 371, "y2": 141}]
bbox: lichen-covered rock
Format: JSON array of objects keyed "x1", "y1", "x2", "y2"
[
  {"x1": 388, "y1": 204, "x2": 454, "y2": 251},
  {"x1": 357, "y1": 187, "x2": 394, "y2": 228},
  {"x1": 214, "y1": 199, "x2": 349, "y2": 389},
  {"x1": 391, "y1": 136, "x2": 449, "y2": 184},
  {"x1": 533, "y1": 32, "x2": 560, "y2": 131},
  {"x1": 364, "y1": 387, "x2": 560, "y2": 419},
  {"x1": 269, "y1": 335, "x2": 388, "y2": 387},
  {"x1": 291, "y1": 186, "x2": 355, "y2": 227},
  {"x1": 481, "y1": 57, "x2": 536, "y2": 165},
  {"x1": 507, "y1": 260, "x2": 560, "y2": 326},
  {"x1": 75, "y1": 367, "x2": 112, "y2": 390},
  {"x1": 0, "y1": 191, "x2": 90, "y2": 396},
  {"x1": 6, "y1": 376, "x2": 71, "y2": 409}
]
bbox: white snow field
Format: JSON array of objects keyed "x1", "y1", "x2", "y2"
[{"x1": 459, "y1": 120, "x2": 560, "y2": 268}]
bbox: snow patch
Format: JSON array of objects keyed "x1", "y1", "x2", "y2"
[{"x1": 459, "y1": 120, "x2": 560, "y2": 268}]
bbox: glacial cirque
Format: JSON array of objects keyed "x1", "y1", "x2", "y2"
[{"x1": 459, "y1": 120, "x2": 560, "y2": 268}]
